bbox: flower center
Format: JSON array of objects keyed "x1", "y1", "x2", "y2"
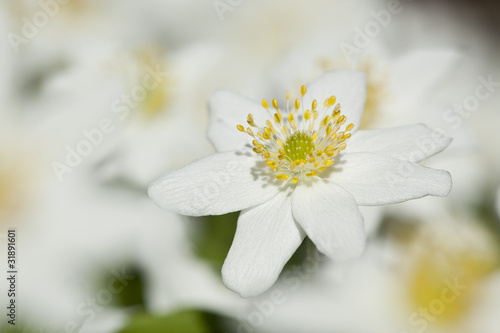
[
  {"x1": 237, "y1": 85, "x2": 354, "y2": 183},
  {"x1": 407, "y1": 226, "x2": 499, "y2": 325},
  {"x1": 0, "y1": 154, "x2": 33, "y2": 224},
  {"x1": 136, "y1": 49, "x2": 172, "y2": 119},
  {"x1": 283, "y1": 132, "x2": 315, "y2": 162}
]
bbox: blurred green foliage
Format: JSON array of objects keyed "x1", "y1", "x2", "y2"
[
  {"x1": 190, "y1": 212, "x2": 239, "y2": 272},
  {"x1": 111, "y1": 266, "x2": 145, "y2": 308},
  {"x1": 118, "y1": 310, "x2": 210, "y2": 333},
  {"x1": 118, "y1": 310, "x2": 239, "y2": 333}
]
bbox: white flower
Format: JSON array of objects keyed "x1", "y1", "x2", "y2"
[
  {"x1": 254, "y1": 213, "x2": 500, "y2": 333},
  {"x1": 148, "y1": 70, "x2": 452, "y2": 297},
  {"x1": 17, "y1": 173, "x2": 244, "y2": 331}
]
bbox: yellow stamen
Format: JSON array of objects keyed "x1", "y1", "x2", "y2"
[
  {"x1": 272, "y1": 98, "x2": 279, "y2": 110},
  {"x1": 235, "y1": 83, "x2": 354, "y2": 183},
  {"x1": 262, "y1": 99, "x2": 269, "y2": 109}
]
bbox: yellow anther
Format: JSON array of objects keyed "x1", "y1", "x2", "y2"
[
  {"x1": 318, "y1": 167, "x2": 326, "y2": 171},
  {"x1": 343, "y1": 133, "x2": 352, "y2": 139},
  {"x1": 311, "y1": 170, "x2": 318, "y2": 176},
  {"x1": 338, "y1": 115, "x2": 346, "y2": 125},
  {"x1": 295, "y1": 98, "x2": 300, "y2": 109},
  {"x1": 263, "y1": 132, "x2": 270, "y2": 140},
  {"x1": 236, "y1": 124, "x2": 245, "y2": 132},
  {"x1": 309, "y1": 156, "x2": 316, "y2": 163},
  {"x1": 301, "y1": 85, "x2": 307, "y2": 96},
  {"x1": 252, "y1": 140, "x2": 260, "y2": 147},
  {"x1": 314, "y1": 162, "x2": 320, "y2": 168},
  {"x1": 340, "y1": 142, "x2": 347, "y2": 150},
  {"x1": 272, "y1": 98, "x2": 279, "y2": 109},
  {"x1": 306, "y1": 172, "x2": 313, "y2": 177},
  {"x1": 312, "y1": 99, "x2": 317, "y2": 110},
  {"x1": 313, "y1": 110, "x2": 319, "y2": 120},
  {"x1": 292, "y1": 177, "x2": 299, "y2": 183},
  {"x1": 276, "y1": 174, "x2": 290, "y2": 180},
  {"x1": 246, "y1": 128, "x2": 254, "y2": 136},
  {"x1": 328, "y1": 95, "x2": 336, "y2": 106},
  {"x1": 324, "y1": 160, "x2": 334, "y2": 167},
  {"x1": 285, "y1": 90, "x2": 291, "y2": 101},
  {"x1": 346, "y1": 123, "x2": 354, "y2": 131},
  {"x1": 266, "y1": 120, "x2": 276, "y2": 133},
  {"x1": 262, "y1": 99, "x2": 269, "y2": 109},
  {"x1": 266, "y1": 160, "x2": 276, "y2": 168},
  {"x1": 274, "y1": 113, "x2": 282, "y2": 123},
  {"x1": 312, "y1": 133, "x2": 317, "y2": 141},
  {"x1": 316, "y1": 150, "x2": 323, "y2": 156},
  {"x1": 304, "y1": 109, "x2": 311, "y2": 120},
  {"x1": 326, "y1": 125, "x2": 332, "y2": 136},
  {"x1": 288, "y1": 113, "x2": 294, "y2": 122},
  {"x1": 247, "y1": 114, "x2": 256, "y2": 127},
  {"x1": 322, "y1": 115, "x2": 330, "y2": 127}
]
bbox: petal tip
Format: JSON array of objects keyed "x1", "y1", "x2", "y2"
[{"x1": 221, "y1": 264, "x2": 262, "y2": 298}]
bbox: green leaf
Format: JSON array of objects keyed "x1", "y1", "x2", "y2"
[{"x1": 118, "y1": 310, "x2": 210, "y2": 333}]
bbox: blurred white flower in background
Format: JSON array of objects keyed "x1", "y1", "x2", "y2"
[
  {"x1": 32, "y1": 34, "x2": 221, "y2": 188},
  {"x1": 1, "y1": 1, "x2": 245, "y2": 331},
  {"x1": 18, "y1": 173, "x2": 244, "y2": 332},
  {"x1": 254, "y1": 213, "x2": 500, "y2": 333}
]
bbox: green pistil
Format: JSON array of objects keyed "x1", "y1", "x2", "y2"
[{"x1": 284, "y1": 132, "x2": 315, "y2": 162}]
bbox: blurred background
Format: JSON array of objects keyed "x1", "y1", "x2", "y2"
[{"x1": 0, "y1": 0, "x2": 499, "y2": 332}]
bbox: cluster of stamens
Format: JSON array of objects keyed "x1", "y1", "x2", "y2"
[{"x1": 237, "y1": 85, "x2": 354, "y2": 183}]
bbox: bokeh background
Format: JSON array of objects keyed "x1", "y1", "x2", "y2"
[{"x1": 1, "y1": 0, "x2": 500, "y2": 332}]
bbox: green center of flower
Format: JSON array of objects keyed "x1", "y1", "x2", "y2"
[
  {"x1": 236, "y1": 85, "x2": 354, "y2": 183},
  {"x1": 284, "y1": 132, "x2": 315, "y2": 163}
]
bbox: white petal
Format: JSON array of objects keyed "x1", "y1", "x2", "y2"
[
  {"x1": 222, "y1": 190, "x2": 305, "y2": 297},
  {"x1": 207, "y1": 89, "x2": 267, "y2": 152},
  {"x1": 358, "y1": 206, "x2": 384, "y2": 235},
  {"x1": 329, "y1": 152, "x2": 452, "y2": 206},
  {"x1": 292, "y1": 180, "x2": 365, "y2": 261},
  {"x1": 302, "y1": 69, "x2": 366, "y2": 131},
  {"x1": 148, "y1": 150, "x2": 281, "y2": 216},
  {"x1": 345, "y1": 124, "x2": 452, "y2": 162}
]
